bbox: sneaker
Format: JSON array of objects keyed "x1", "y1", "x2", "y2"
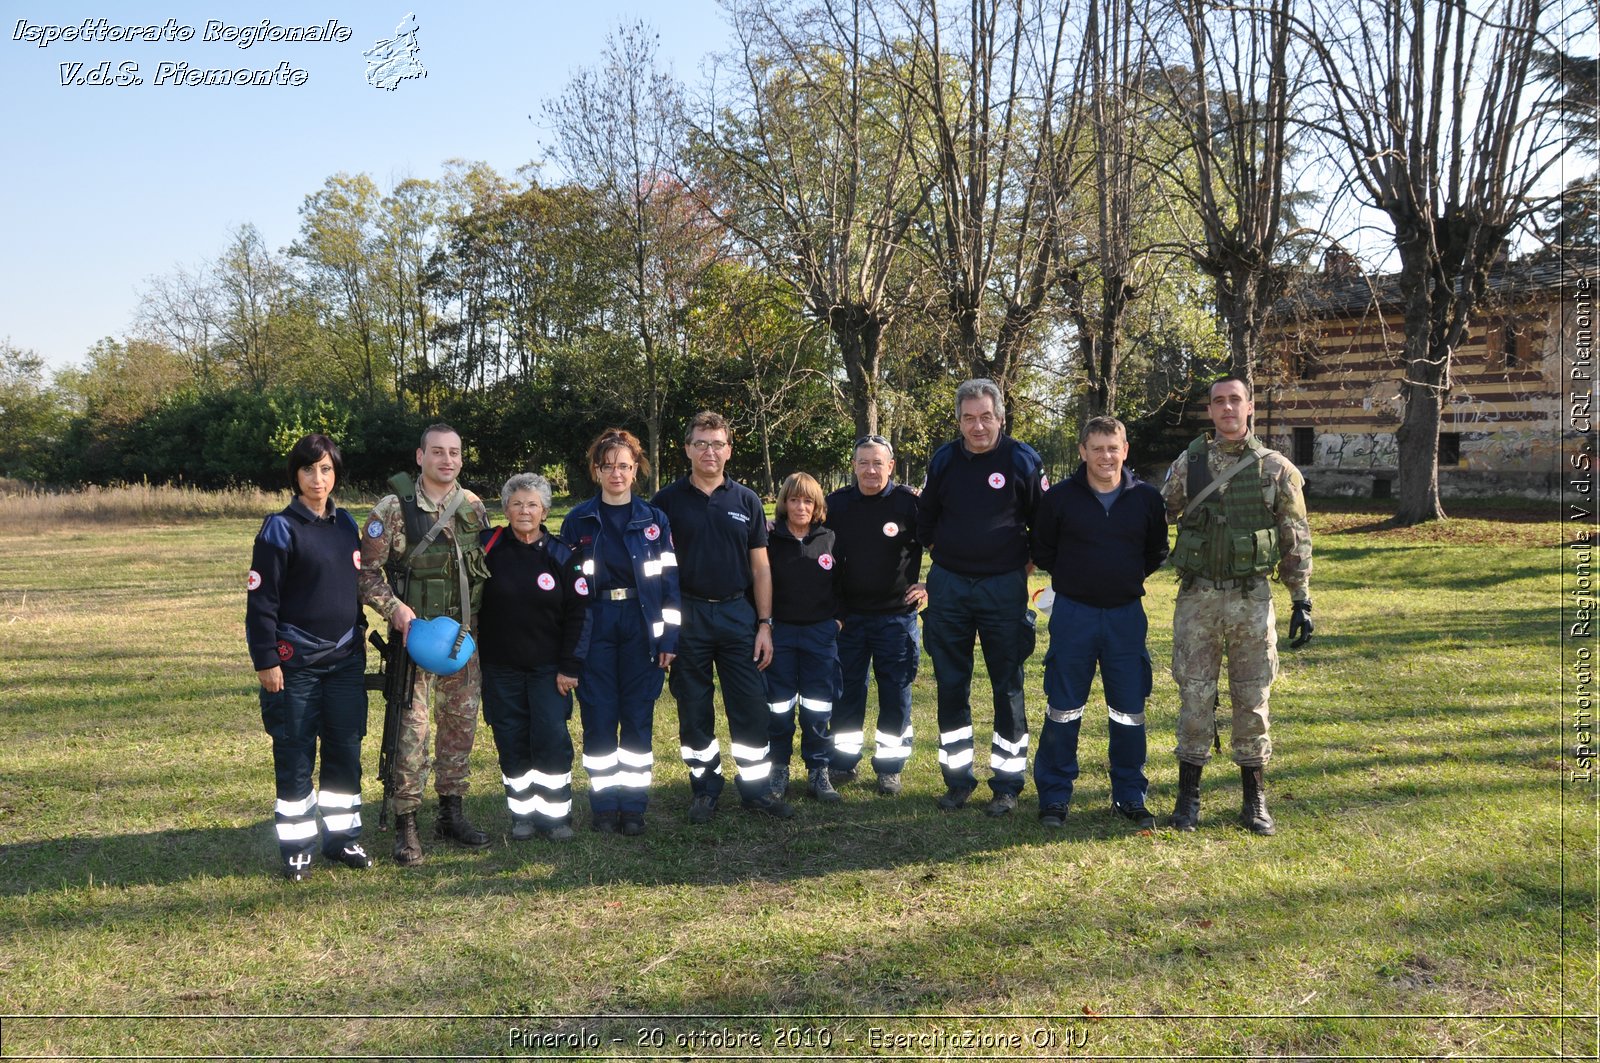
[
  {"x1": 324, "y1": 843, "x2": 372, "y2": 869},
  {"x1": 620, "y1": 811, "x2": 646, "y2": 837},
  {"x1": 1114, "y1": 801, "x2": 1157, "y2": 830},
  {"x1": 741, "y1": 792, "x2": 797, "y2": 819},
  {"x1": 829, "y1": 767, "x2": 859, "y2": 787},
  {"x1": 1038, "y1": 803, "x2": 1069, "y2": 828},
  {"x1": 936, "y1": 786, "x2": 973, "y2": 811},
  {"x1": 984, "y1": 793, "x2": 1018, "y2": 817},
  {"x1": 808, "y1": 766, "x2": 842, "y2": 804},
  {"x1": 687, "y1": 794, "x2": 718, "y2": 825},
  {"x1": 875, "y1": 772, "x2": 903, "y2": 797},
  {"x1": 537, "y1": 823, "x2": 577, "y2": 842},
  {"x1": 282, "y1": 852, "x2": 314, "y2": 882},
  {"x1": 770, "y1": 763, "x2": 790, "y2": 799},
  {"x1": 591, "y1": 810, "x2": 620, "y2": 834}
]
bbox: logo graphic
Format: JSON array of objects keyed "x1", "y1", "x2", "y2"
[
  {"x1": 1041, "y1": 473, "x2": 1051, "y2": 491},
  {"x1": 644, "y1": 524, "x2": 660, "y2": 541},
  {"x1": 881, "y1": 522, "x2": 899, "y2": 538},
  {"x1": 276, "y1": 640, "x2": 295, "y2": 661},
  {"x1": 352, "y1": 549, "x2": 362, "y2": 570},
  {"x1": 818, "y1": 553, "x2": 835, "y2": 570},
  {"x1": 574, "y1": 577, "x2": 590, "y2": 596},
  {"x1": 988, "y1": 472, "x2": 1007, "y2": 489},
  {"x1": 537, "y1": 573, "x2": 556, "y2": 591},
  {"x1": 247, "y1": 569, "x2": 262, "y2": 591},
  {"x1": 366, "y1": 520, "x2": 384, "y2": 538},
  {"x1": 287, "y1": 852, "x2": 312, "y2": 870},
  {"x1": 364, "y1": 12, "x2": 426, "y2": 91}
]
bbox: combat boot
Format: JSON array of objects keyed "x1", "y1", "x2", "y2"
[
  {"x1": 808, "y1": 766, "x2": 842, "y2": 803},
  {"x1": 435, "y1": 795, "x2": 490, "y2": 848},
  {"x1": 770, "y1": 763, "x2": 790, "y2": 799},
  {"x1": 1240, "y1": 765, "x2": 1276, "y2": 835},
  {"x1": 393, "y1": 811, "x2": 424, "y2": 866},
  {"x1": 1169, "y1": 761, "x2": 1202, "y2": 832}
]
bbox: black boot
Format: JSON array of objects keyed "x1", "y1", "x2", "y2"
[
  {"x1": 435, "y1": 795, "x2": 490, "y2": 848},
  {"x1": 393, "y1": 811, "x2": 424, "y2": 866},
  {"x1": 1240, "y1": 765, "x2": 1276, "y2": 835},
  {"x1": 1170, "y1": 761, "x2": 1203, "y2": 832}
]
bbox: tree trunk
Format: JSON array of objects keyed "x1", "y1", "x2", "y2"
[
  {"x1": 830, "y1": 306, "x2": 882, "y2": 438},
  {"x1": 1391, "y1": 299, "x2": 1448, "y2": 526}
]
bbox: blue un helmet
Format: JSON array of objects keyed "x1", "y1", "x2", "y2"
[{"x1": 406, "y1": 616, "x2": 476, "y2": 675}]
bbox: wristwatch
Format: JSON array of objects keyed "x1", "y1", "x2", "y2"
[{"x1": 758, "y1": 617, "x2": 774, "y2": 626}]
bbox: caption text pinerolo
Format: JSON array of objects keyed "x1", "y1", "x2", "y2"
[{"x1": 13, "y1": 18, "x2": 352, "y2": 87}]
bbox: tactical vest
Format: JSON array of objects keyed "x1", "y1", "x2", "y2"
[
  {"x1": 1169, "y1": 436, "x2": 1279, "y2": 581},
  {"x1": 385, "y1": 472, "x2": 490, "y2": 621}
]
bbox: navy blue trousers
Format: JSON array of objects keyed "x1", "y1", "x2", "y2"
[
  {"x1": 765, "y1": 618, "x2": 841, "y2": 769},
  {"x1": 482, "y1": 662, "x2": 575, "y2": 829},
  {"x1": 669, "y1": 597, "x2": 771, "y2": 802},
  {"x1": 259, "y1": 650, "x2": 366, "y2": 863},
  {"x1": 922, "y1": 565, "x2": 1035, "y2": 797},
  {"x1": 577, "y1": 599, "x2": 664, "y2": 814},
  {"x1": 830, "y1": 611, "x2": 918, "y2": 775},
  {"x1": 1034, "y1": 597, "x2": 1152, "y2": 808}
]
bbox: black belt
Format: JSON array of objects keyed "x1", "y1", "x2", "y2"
[
  {"x1": 686, "y1": 593, "x2": 745, "y2": 604},
  {"x1": 1182, "y1": 575, "x2": 1263, "y2": 591},
  {"x1": 597, "y1": 587, "x2": 638, "y2": 601}
]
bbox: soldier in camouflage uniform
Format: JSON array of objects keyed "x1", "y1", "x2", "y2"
[
  {"x1": 1162, "y1": 376, "x2": 1315, "y2": 835},
  {"x1": 359, "y1": 424, "x2": 494, "y2": 864}
]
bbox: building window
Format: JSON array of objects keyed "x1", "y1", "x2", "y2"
[
  {"x1": 1293, "y1": 427, "x2": 1315, "y2": 466},
  {"x1": 1486, "y1": 316, "x2": 1533, "y2": 369},
  {"x1": 1438, "y1": 432, "x2": 1461, "y2": 466}
]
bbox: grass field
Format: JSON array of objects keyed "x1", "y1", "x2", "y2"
[{"x1": 0, "y1": 500, "x2": 1594, "y2": 1059}]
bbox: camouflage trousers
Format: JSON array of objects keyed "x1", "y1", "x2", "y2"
[
  {"x1": 1171, "y1": 578, "x2": 1278, "y2": 767},
  {"x1": 393, "y1": 657, "x2": 481, "y2": 814}
]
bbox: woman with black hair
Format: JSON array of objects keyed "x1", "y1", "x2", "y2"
[{"x1": 245, "y1": 432, "x2": 370, "y2": 881}]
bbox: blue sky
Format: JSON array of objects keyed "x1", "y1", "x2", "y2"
[{"x1": 0, "y1": 2, "x2": 731, "y2": 369}]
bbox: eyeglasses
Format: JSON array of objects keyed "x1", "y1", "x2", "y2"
[
  {"x1": 688, "y1": 440, "x2": 729, "y2": 452},
  {"x1": 855, "y1": 434, "x2": 890, "y2": 447},
  {"x1": 599, "y1": 463, "x2": 635, "y2": 474}
]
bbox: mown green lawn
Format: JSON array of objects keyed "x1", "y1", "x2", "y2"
[{"x1": 0, "y1": 505, "x2": 1592, "y2": 1059}]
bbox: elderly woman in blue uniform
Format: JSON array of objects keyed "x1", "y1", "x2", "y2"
[
  {"x1": 560, "y1": 429, "x2": 680, "y2": 836},
  {"x1": 765, "y1": 472, "x2": 845, "y2": 804},
  {"x1": 477, "y1": 473, "x2": 590, "y2": 842},
  {"x1": 245, "y1": 432, "x2": 370, "y2": 881}
]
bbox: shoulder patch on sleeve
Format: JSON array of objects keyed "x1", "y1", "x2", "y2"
[
  {"x1": 260, "y1": 514, "x2": 292, "y2": 550},
  {"x1": 366, "y1": 518, "x2": 385, "y2": 539}
]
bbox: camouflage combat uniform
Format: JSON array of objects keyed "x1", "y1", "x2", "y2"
[
  {"x1": 1161, "y1": 433, "x2": 1312, "y2": 767},
  {"x1": 359, "y1": 482, "x2": 491, "y2": 815}
]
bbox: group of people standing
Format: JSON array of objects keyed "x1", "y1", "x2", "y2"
[{"x1": 244, "y1": 376, "x2": 1315, "y2": 881}]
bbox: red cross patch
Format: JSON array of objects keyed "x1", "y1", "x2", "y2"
[
  {"x1": 352, "y1": 549, "x2": 362, "y2": 570},
  {"x1": 645, "y1": 523, "x2": 660, "y2": 541},
  {"x1": 246, "y1": 570, "x2": 262, "y2": 591},
  {"x1": 537, "y1": 572, "x2": 556, "y2": 591},
  {"x1": 882, "y1": 522, "x2": 898, "y2": 537},
  {"x1": 276, "y1": 640, "x2": 294, "y2": 661},
  {"x1": 818, "y1": 553, "x2": 835, "y2": 570},
  {"x1": 574, "y1": 577, "x2": 590, "y2": 596},
  {"x1": 988, "y1": 472, "x2": 1007, "y2": 489}
]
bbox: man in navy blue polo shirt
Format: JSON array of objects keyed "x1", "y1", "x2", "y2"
[
  {"x1": 824, "y1": 435, "x2": 925, "y2": 796},
  {"x1": 1029, "y1": 415, "x2": 1169, "y2": 831},
  {"x1": 918, "y1": 378, "x2": 1046, "y2": 817},
  {"x1": 652, "y1": 411, "x2": 795, "y2": 823}
]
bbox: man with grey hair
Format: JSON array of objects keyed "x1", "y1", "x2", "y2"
[
  {"x1": 917, "y1": 379, "x2": 1047, "y2": 817},
  {"x1": 824, "y1": 434, "x2": 926, "y2": 795}
]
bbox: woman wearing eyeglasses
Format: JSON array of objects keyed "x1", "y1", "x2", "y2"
[{"x1": 558, "y1": 429, "x2": 681, "y2": 835}]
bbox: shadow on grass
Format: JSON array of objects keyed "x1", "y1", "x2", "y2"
[{"x1": 1310, "y1": 544, "x2": 1555, "y2": 590}]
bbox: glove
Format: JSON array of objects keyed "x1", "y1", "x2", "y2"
[{"x1": 1288, "y1": 599, "x2": 1314, "y2": 648}]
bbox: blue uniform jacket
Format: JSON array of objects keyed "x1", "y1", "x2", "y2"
[
  {"x1": 1030, "y1": 464, "x2": 1168, "y2": 608},
  {"x1": 559, "y1": 495, "x2": 682, "y2": 658}
]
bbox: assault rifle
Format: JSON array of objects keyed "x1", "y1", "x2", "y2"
[{"x1": 366, "y1": 628, "x2": 415, "y2": 831}]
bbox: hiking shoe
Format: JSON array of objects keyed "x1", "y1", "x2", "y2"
[
  {"x1": 875, "y1": 772, "x2": 903, "y2": 796},
  {"x1": 620, "y1": 811, "x2": 647, "y2": 837},
  {"x1": 984, "y1": 793, "x2": 1018, "y2": 818},
  {"x1": 510, "y1": 817, "x2": 538, "y2": 841},
  {"x1": 538, "y1": 823, "x2": 576, "y2": 842},
  {"x1": 1038, "y1": 803, "x2": 1069, "y2": 828},
  {"x1": 591, "y1": 810, "x2": 620, "y2": 834},
  {"x1": 1114, "y1": 801, "x2": 1156, "y2": 830},
  {"x1": 324, "y1": 843, "x2": 372, "y2": 869},
  {"x1": 741, "y1": 793, "x2": 797, "y2": 819},
  {"x1": 808, "y1": 766, "x2": 842, "y2": 803},
  {"x1": 936, "y1": 786, "x2": 973, "y2": 811},
  {"x1": 687, "y1": 794, "x2": 718, "y2": 825},
  {"x1": 770, "y1": 763, "x2": 790, "y2": 799},
  {"x1": 829, "y1": 767, "x2": 858, "y2": 787}
]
